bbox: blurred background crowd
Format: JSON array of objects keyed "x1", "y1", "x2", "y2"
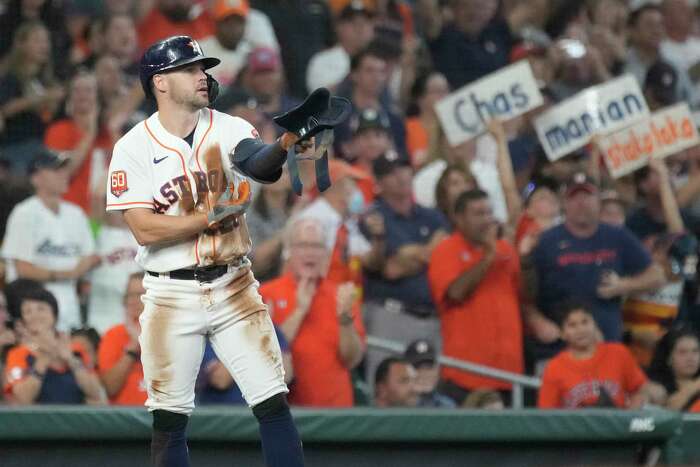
[{"x1": 0, "y1": 0, "x2": 700, "y2": 413}]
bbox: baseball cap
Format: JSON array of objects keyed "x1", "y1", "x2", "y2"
[
  {"x1": 329, "y1": 159, "x2": 369, "y2": 183},
  {"x1": 211, "y1": 0, "x2": 249, "y2": 21},
  {"x1": 351, "y1": 108, "x2": 391, "y2": 135},
  {"x1": 404, "y1": 339, "x2": 436, "y2": 367},
  {"x1": 564, "y1": 172, "x2": 598, "y2": 198},
  {"x1": 372, "y1": 150, "x2": 411, "y2": 179},
  {"x1": 337, "y1": 0, "x2": 374, "y2": 21},
  {"x1": 644, "y1": 60, "x2": 678, "y2": 106},
  {"x1": 248, "y1": 47, "x2": 281, "y2": 73},
  {"x1": 28, "y1": 148, "x2": 69, "y2": 175}
]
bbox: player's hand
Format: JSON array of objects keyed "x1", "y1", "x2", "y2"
[
  {"x1": 56, "y1": 333, "x2": 75, "y2": 363},
  {"x1": 336, "y1": 282, "x2": 356, "y2": 317},
  {"x1": 596, "y1": 270, "x2": 626, "y2": 299},
  {"x1": 296, "y1": 276, "x2": 317, "y2": 316},
  {"x1": 363, "y1": 211, "x2": 385, "y2": 238},
  {"x1": 207, "y1": 181, "x2": 252, "y2": 227}
]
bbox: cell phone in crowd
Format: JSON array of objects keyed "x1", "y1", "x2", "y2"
[{"x1": 557, "y1": 39, "x2": 587, "y2": 60}]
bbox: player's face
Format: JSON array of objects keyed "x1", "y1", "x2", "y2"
[
  {"x1": 458, "y1": 198, "x2": 494, "y2": 243},
  {"x1": 562, "y1": 310, "x2": 596, "y2": 350},
  {"x1": 351, "y1": 129, "x2": 391, "y2": 162},
  {"x1": 412, "y1": 363, "x2": 439, "y2": 395},
  {"x1": 288, "y1": 223, "x2": 327, "y2": 280},
  {"x1": 33, "y1": 166, "x2": 70, "y2": 196},
  {"x1": 383, "y1": 363, "x2": 419, "y2": 407},
  {"x1": 160, "y1": 62, "x2": 209, "y2": 110},
  {"x1": 599, "y1": 201, "x2": 625, "y2": 227},
  {"x1": 564, "y1": 191, "x2": 600, "y2": 229},
  {"x1": 20, "y1": 299, "x2": 56, "y2": 334},
  {"x1": 670, "y1": 336, "x2": 700, "y2": 379}
]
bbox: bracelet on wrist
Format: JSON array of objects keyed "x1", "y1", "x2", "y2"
[{"x1": 125, "y1": 349, "x2": 140, "y2": 360}]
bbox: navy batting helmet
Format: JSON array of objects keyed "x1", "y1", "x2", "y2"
[{"x1": 139, "y1": 35, "x2": 221, "y2": 101}]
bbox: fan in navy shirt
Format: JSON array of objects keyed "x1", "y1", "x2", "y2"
[
  {"x1": 426, "y1": 0, "x2": 514, "y2": 89},
  {"x1": 530, "y1": 173, "x2": 664, "y2": 343}
]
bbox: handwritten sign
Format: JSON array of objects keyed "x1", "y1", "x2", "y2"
[
  {"x1": 598, "y1": 103, "x2": 700, "y2": 178},
  {"x1": 434, "y1": 61, "x2": 543, "y2": 146},
  {"x1": 534, "y1": 75, "x2": 650, "y2": 161}
]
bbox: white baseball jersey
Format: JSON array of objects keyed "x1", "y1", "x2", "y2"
[
  {"x1": 87, "y1": 225, "x2": 141, "y2": 334},
  {"x1": 106, "y1": 108, "x2": 257, "y2": 272},
  {"x1": 1, "y1": 196, "x2": 96, "y2": 331}
]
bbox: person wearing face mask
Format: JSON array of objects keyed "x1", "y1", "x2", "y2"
[
  {"x1": 361, "y1": 151, "x2": 449, "y2": 388},
  {"x1": 295, "y1": 159, "x2": 386, "y2": 286}
]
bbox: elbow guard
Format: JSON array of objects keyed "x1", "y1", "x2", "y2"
[{"x1": 231, "y1": 138, "x2": 284, "y2": 184}]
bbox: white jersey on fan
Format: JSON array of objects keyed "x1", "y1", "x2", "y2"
[
  {"x1": 1, "y1": 196, "x2": 95, "y2": 331},
  {"x1": 87, "y1": 225, "x2": 141, "y2": 334},
  {"x1": 106, "y1": 108, "x2": 257, "y2": 272}
]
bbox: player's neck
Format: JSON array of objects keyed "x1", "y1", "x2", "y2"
[
  {"x1": 37, "y1": 192, "x2": 61, "y2": 213},
  {"x1": 157, "y1": 102, "x2": 201, "y2": 139}
]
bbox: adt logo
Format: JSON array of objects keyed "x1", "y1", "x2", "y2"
[{"x1": 629, "y1": 417, "x2": 655, "y2": 433}]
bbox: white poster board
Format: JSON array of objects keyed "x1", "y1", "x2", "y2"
[
  {"x1": 534, "y1": 75, "x2": 650, "y2": 161},
  {"x1": 434, "y1": 61, "x2": 543, "y2": 146},
  {"x1": 597, "y1": 103, "x2": 700, "y2": 178}
]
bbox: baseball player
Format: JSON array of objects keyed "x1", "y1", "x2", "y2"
[{"x1": 106, "y1": 36, "x2": 310, "y2": 467}]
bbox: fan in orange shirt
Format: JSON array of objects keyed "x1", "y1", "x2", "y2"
[
  {"x1": 97, "y1": 272, "x2": 148, "y2": 405},
  {"x1": 260, "y1": 217, "x2": 366, "y2": 407},
  {"x1": 538, "y1": 301, "x2": 664, "y2": 409},
  {"x1": 137, "y1": 0, "x2": 215, "y2": 52},
  {"x1": 44, "y1": 71, "x2": 115, "y2": 215},
  {"x1": 404, "y1": 72, "x2": 449, "y2": 169},
  {"x1": 427, "y1": 189, "x2": 523, "y2": 403}
]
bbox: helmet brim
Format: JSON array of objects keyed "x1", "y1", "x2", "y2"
[{"x1": 157, "y1": 56, "x2": 221, "y2": 75}]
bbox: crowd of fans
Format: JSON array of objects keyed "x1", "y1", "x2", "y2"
[{"x1": 0, "y1": 0, "x2": 699, "y2": 413}]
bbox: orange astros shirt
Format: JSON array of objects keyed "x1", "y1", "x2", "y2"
[
  {"x1": 538, "y1": 343, "x2": 647, "y2": 409},
  {"x1": 261, "y1": 273, "x2": 365, "y2": 407},
  {"x1": 98, "y1": 324, "x2": 147, "y2": 406},
  {"x1": 44, "y1": 120, "x2": 113, "y2": 214},
  {"x1": 428, "y1": 232, "x2": 523, "y2": 390}
]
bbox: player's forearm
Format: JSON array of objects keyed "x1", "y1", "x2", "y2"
[
  {"x1": 100, "y1": 356, "x2": 135, "y2": 398},
  {"x1": 11, "y1": 377, "x2": 43, "y2": 404},
  {"x1": 667, "y1": 384, "x2": 699, "y2": 410},
  {"x1": 15, "y1": 259, "x2": 70, "y2": 282},
  {"x1": 65, "y1": 132, "x2": 96, "y2": 178},
  {"x1": 445, "y1": 252, "x2": 495, "y2": 303},
  {"x1": 658, "y1": 177, "x2": 684, "y2": 234},
  {"x1": 338, "y1": 324, "x2": 363, "y2": 369},
  {"x1": 233, "y1": 138, "x2": 288, "y2": 183},
  {"x1": 279, "y1": 307, "x2": 308, "y2": 343},
  {"x1": 623, "y1": 264, "x2": 665, "y2": 296},
  {"x1": 123, "y1": 208, "x2": 208, "y2": 246},
  {"x1": 361, "y1": 238, "x2": 386, "y2": 273}
]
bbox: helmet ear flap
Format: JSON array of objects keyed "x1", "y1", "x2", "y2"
[{"x1": 206, "y1": 72, "x2": 219, "y2": 106}]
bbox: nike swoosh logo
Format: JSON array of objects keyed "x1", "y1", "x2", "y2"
[{"x1": 153, "y1": 156, "x2": 168, "y2": 164}]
